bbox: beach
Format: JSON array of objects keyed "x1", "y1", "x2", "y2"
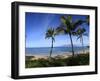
[
  {"x1": 25, "y1": 49, "x2": 89, "y2": 60},
  {"x1": 25, "y1": 49, "x2": 89, "y2": 68}
]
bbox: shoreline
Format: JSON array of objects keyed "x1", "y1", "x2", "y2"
[{"x1": 26, "y1": 50, "x2": 89, "y2": 60}]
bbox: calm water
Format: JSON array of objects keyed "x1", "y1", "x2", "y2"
[{"x1": 25, "y1": 47, "x2": 89, "y2": 56}]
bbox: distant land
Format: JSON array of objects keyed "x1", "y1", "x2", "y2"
[
  {"x1": 26, "y1": 44, "x2": 89, "y2": 48},
  {"x1": 56, "y1": 44, "x2": 89, "y2": 47}
]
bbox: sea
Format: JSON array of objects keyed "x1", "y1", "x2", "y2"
[{"x1": 25, "y1": 47, "x2": 89, "y2": 56}]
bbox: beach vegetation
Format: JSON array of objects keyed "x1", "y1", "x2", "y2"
[{"x1": 25, "y1": 53, "x2": 89, "y2": 68}]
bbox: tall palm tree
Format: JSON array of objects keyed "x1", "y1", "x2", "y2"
[
  {"x1": 76, "y1": 27, "x2": 88, "y2": 53},
  {"x1": 45, "y1": 28, "x2": 56, "y2": 58},
  {"x1": 56, "y1": 15, "x2": 85, "y2": 56}
]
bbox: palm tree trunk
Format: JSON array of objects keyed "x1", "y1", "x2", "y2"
[
  {"x1": 50, "y1": 38, "x2": 53, "y2": 57},
  {"x1": 82, "y1": 36, "x2": 85, "y2": 53},
  {"x1": 69, "y1": 33, "x2": 74, "y2": 56}
]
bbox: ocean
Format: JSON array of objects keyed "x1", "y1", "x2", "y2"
[{"x1": 25, "y1": 47, "x2": 89, "y2": 56}]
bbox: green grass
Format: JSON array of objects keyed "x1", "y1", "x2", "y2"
[{"x1": 25, "y1": 53, "x2": 89, "y2": 68}]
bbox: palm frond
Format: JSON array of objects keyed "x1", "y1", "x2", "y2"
[
  {"x1": 67, "y1": 15, "x2": 72, "y2": 23},
  {"x1": 56, "y1": 26, "x2": 69, "y2": 35},
  {"x1": 45, "y1": 28, "x2": 53, "y2": 39},
  {"x1": 76, "y1": 27, "x2": 88, "y2": 42},
  {"x1": 77, "y1": 35, "x2": 82, "y2": 41},
  {"x1": 72, "y1": 20, "x2": 85, "y2": 31},
  {"x1": 45, "y1": 27, "x2": 57, "y2": 40},
  {"x1": 61, "y1": 16, "x2": 66, "y2": 26},
  {"x1": 72, "y1": 31, "x2": 78, "y2": 36},
  {"x1": 76, "y1": 27, "x2": 86, "y2": 34},
  {"x1": 61, "y1": 16, "x2": 72, "y2": 29}
]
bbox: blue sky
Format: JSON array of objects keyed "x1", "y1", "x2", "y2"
[{"x1": 25, "y1": 12, "x2": 89, "y2": 48}]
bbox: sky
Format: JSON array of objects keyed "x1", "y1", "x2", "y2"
[{"x1": 25, "y1": 12, "x2": 89, "y2": 48}]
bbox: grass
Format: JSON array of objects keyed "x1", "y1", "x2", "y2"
[{"x1": 25, "y1": 53, "x2": 89, "y2": 68}]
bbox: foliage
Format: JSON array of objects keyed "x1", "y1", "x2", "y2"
[
  {"x1": 25, "y1": 53, "x2": 89, "y2": 68},
  {"x1": 65, "y1": 53, "x2": 89, "y2": 66}
]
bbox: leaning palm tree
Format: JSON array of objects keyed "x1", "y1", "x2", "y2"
[
  {"x1": 45, "y1": 28, "x2": 56, "y2": 58},
  {"x1": 76, "y1": 27, "x2": 88, "y2": 53},
  {"x1": 56, "y1": 15, "x2": 85, "y2": 56}
]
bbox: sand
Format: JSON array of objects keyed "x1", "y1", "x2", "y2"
[{"x1": 26, "y1": 50, "x2": 89, "y2": 60}]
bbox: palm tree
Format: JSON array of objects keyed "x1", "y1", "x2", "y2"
[
  {"x1": 86, "y1": 16, "x2": 89, "y2": 25},
  {"x1": 76, "y1": 27, "x2": 88, "y2": 53},
  {"x1": 56, "y1": 15, "x2": 85, "y2": 56},
  {"x1": 45, "y1": 28, "x2": 56, "y2": 58}
]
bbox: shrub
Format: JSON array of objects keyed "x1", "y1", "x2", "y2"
[
  {"x1": 66, "y1": 53, "x2": 89, "y2": 66},
  {"x1": 25, "y1": 53, "x2": 89, "y2": 68}
]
